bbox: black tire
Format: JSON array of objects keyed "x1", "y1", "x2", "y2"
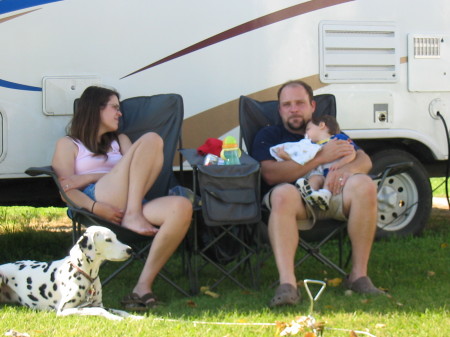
[{"x1": 370, "y1": 149, "x2": 432, "y2": 239}]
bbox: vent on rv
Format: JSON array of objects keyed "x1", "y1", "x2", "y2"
[
  {"x1": 408, "y1": 34, "x2": 450, "y2": 92},
  {"x1": 319, "y1": 21, "x2": 398, "y2": 83},
  {"x1": 413, "y1": 37, "x2": 441, "y2": 58}
]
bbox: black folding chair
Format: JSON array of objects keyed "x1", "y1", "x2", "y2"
[
  {"x1": 239, "y1": 94, "x2": 413, "y2": 281},
  {"x1": 180, "y1": 148, "x2": 262, "y2": 292},
  {"x1": 26, "y1": 94, "x2": 194, "y2": 296}
]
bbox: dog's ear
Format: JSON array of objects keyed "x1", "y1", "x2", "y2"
[{"x1": 74, "y1": 231, "x2": 97, "y2": 262}]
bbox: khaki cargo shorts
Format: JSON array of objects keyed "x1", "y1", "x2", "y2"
[{"x1": 262, "y1": 183, "x2": 347, "y2": 230}]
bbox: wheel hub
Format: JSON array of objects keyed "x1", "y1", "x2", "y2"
[{"x1": 376, "y1": 173, "x2": 418, "y2": 232}]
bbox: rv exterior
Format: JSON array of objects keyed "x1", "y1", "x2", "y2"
[{"x1": 1, "y1": 0, "x2": 448, "y2": 238}]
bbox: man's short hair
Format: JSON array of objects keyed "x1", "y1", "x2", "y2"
[{"x1": 277, "y1": 80, "x2": 314, "y2": 103}]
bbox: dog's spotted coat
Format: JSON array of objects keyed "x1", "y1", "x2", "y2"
[{"x1": 0, "y1": 226, "x2": 142, "y2": 320}]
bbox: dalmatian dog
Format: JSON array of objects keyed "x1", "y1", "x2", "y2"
[{"x1": 0, "y1": 226, "x2": 143, "y2": 320}]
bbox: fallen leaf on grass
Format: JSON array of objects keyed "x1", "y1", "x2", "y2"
[
  {"x1": 440, "y1": 242, "x2": 448, "y2": 248},
  {"x1": 304, "y1": 332, "x2": 317, "y2": 337},
  {"x1": 427, "y1": 270, "x2": 436, "y2": 277},
  {"x1": 360, "y1": 299, "x2": 371, "y2": 304},
  {"x1": 276, "y1": 316, "x2": 321, "y2": 336},
  {"x1": 327, "y1": 277, "x2": 343, "y2": 287},
  {"x1": 200, "y1": 286, "x2": 220, "y2": 298},
  {"x1": 186, "y1": 300, "x2": 197, "y2": 307},
  {"x1": 375, "y1": 323, "x2": 387, "y2": 328}
]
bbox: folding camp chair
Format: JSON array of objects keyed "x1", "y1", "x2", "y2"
[
  {"x1": 238, "y1": 94, "x2": 413, "y2": 280},
  {"x1": 179, "y1": 148, "x2": 262, "y2": 292},
  {"x1": 26, "y1": 94, "x2": 194, "y2": 296}
]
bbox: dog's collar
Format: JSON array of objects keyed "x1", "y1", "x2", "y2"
[{"x1": 70, "y1": 261, "x2": 96, "y2": 283}]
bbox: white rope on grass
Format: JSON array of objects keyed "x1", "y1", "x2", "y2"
[{"x1": 151, "y1": 317, "x2": 378, "y2": 336}]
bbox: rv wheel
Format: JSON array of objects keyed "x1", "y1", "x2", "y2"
[{"x1": 370, "y1": 149, "x2": 432, "y2": 239}]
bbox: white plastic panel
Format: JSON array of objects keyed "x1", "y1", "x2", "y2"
[
  {"x1": 0, "y1": 111, "x2": 3, "y2": 162},
  {"x1": 42, "y1": 76, "x2": 101, "y2": 115},
  {"x1": 408, "y1": 34, "x2": 450, "y2": 91},
  {"x1": 320, "y1": 21, "x2": 399, "y2": 83}
]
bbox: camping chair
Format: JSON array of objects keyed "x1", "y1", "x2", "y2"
[
  {"x1": 239, "y1": 94, "x2": 413, "y2": 281},
  {"x1": 26, "y1": 94, "x2": 194, "y2": 296},
  {"x1": 179, "y1": 148, "x2": 262, "y2": 292}
]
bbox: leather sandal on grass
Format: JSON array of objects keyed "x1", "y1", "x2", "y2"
[
  {"x1": 343, "y1": 276, "x2": 385, "y2": 295},
  {"x1": 121, "y1": 292, "x2": 158, "y2": 311},
  {"x1": 270, "y1": 283, "x2": 301, "y2": 307}
]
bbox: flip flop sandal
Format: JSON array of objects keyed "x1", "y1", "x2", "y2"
[
  {"x1": 343, "y1": 276, "x2": 385, "y2": 295},
  {"x1": 121, "y1": 292, "x2": 159, "y2": 311},
  {"x1": 270, "y1": 283, "x2": 301, "y2": 307}
]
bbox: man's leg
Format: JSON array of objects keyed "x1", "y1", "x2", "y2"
[
  {"x1": 342, "y1": 174, "x2": 383, "y2": 293},
  {"x1": 267, "y1": 184, "x2": 308, "y2": 305}
]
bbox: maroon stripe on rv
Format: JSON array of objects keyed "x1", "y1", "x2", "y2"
[{"x1": 121, "y1": 0, "x2": 353, "y2": 79}]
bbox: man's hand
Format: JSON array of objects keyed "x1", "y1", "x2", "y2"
[
  {"x1": 316, "y1": 139, "x2": 355, "y2": 166},
  {"x1": 325, "y1": 169, "x2": 351, "y2": 195}
]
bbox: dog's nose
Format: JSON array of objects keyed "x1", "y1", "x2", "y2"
[{"x1": 126, "y1": 248, "x2": 133, "y2": 255}]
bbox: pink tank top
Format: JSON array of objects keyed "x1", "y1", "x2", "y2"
[{"x1": 71, "y1": 138, "x2": 122, "y2": 175}]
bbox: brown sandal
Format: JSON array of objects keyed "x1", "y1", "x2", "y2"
[
  {"x1": 121, "y1": 292, "x2": 158, "y2": 311},
  {"x1": 270, "y1": 283, "x2": 301, "y2": 307},
  {"x1": 343, "y1": 276, "x2": 385, "y2": 295}
]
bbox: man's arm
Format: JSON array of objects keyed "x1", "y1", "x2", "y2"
[{"x1": 261, "y1": 139, "x2": 355, "y2": 185}]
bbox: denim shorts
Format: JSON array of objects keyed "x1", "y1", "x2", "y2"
[
  {"x1": 82, "y1": 183, "x2": 96, "y2": 201},
  {"x1": 68, "y1": 183, "x2": 96, "y2": 218}
]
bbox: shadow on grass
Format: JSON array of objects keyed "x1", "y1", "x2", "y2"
[{"x1": 0, "y1": 206, "x2": 448, "y2": 321}]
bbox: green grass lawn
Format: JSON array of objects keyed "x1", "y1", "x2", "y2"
[{"x1": 0, "y1": 179, "x2": 449, "y2": 337}]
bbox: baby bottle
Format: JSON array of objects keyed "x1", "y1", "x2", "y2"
[{"x1": 220, "y1": 135, "x2": 241, "y2": 165}]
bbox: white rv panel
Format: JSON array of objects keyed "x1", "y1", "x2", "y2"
[
  {"x1": 407, "y1": 34, "x2": 450, "y2": 92},
  {"x1": 319, "y1": 21, "x2": 399, "y2": 83},
  {"x1": 42, "y1": 76, "x2": 102, "y2": 116}
]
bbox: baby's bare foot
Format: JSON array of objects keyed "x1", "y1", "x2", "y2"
[{"x1": 122, "y1": 213, "x2": 159, "y2": 236}]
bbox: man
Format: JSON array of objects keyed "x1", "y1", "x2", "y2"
[{"x1": 252, "y1": 80, "x2": 383, "y2": 307}]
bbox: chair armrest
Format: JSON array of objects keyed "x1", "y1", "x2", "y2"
[{"x1": 25, "y1": 166, "x2": 82, "y2": 211}]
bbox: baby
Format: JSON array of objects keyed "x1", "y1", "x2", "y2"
[{"x1": 270, "y1": 115, "x2": 356, "y2": 210}]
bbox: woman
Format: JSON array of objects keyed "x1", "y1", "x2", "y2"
[{"x1": 52, "y1": 86, "x2": 192, "y2": 309}]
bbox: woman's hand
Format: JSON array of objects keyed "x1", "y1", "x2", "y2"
[
  {"x1": 93, "y1": 201, "x2": 124, "y2": 224},
  {"x1": 60, "y1": 173, "x2": 105, "y2": 192},
  {"x1": 59, "y1": 176, "x2": 81, "y2": 192}
]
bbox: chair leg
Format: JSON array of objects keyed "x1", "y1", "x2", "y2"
[
  {"x1": 193, "y1": 220, "x2": 259, "y2": 292},
  {"x1": 102, "y1": 243, "x2": 192, "y2": 297}
]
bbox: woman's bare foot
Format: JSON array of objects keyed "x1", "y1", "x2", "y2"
[{"x1": 122, "y1": 213, "x2": 159, "y2": 236}]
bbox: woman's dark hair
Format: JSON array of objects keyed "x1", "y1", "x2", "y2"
[
  {"x1": 68, "y1": 86, "x2": 120, "y2": 156},
  {"x1": 310, "y1": 115, "x2": 341, "y2": 135}
]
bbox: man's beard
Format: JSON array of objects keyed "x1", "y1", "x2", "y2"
[{"x1": 287, "y1": 120, "x2": 306, "y2": 133}]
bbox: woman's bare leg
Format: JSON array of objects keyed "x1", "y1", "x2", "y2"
[
  {"x1": 131, "y1": 196, "x2": 192, "y2": 298},
  {"x1": 95, "y1": 132, "x2": 163, "y2": 235}
]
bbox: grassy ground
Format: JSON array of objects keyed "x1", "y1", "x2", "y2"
[{"x1": 0, "y1": 179, "x2": 449, "y2": 337}]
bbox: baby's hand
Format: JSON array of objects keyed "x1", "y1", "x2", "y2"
[{"x1": 276, "y1": 146, "x2": 291, "y2": 161}]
